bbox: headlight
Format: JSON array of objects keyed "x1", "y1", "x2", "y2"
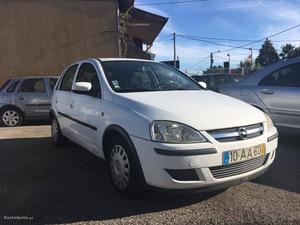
[
  {"x1": 150, "y1": 121, "x2": 207, "y2": 143},
  {"x1": 265, "y1": 113, "x2": 275, "y2": 131}
]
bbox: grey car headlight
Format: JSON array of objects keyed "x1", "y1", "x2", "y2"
[
  {"x1": 150, "y1": 121, "x2": 207, "y2": 143},
  {"x1": 265, "y1": 113, "x2": 275, "y2": 131}
]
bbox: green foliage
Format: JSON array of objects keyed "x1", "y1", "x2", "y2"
[
  {"x1": 255, "y1": 39, "x2": 279, "y2": 66},
  {"x1": 287, "y1": 46, "x2": 300, "y2": 59},
  {"x1": 119, "y1": 11, "x2": 132, "y2": 58},
  {"x1": 279, "y1": 43, "x2": 295, "y2": 59}
]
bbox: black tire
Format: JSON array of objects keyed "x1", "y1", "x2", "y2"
[
  {"x1": 0, "y1": 107, "x2": 23, "y2": 127},
  {"x1": 51, "y1": 117, "x2": 68, "y2": 147},
  {"x1": 107, "y1": 135, "x2": 144, "y2": 197}
]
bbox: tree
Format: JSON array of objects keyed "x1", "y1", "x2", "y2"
[
  {"x1": 279, "y1": 43, "x2": 295, "y2": 59},
  {"x1": 287, "y1": 46, "x2": 300, "y2": 59},
  {"x1": 255, "y1": 39, "x2": 279, "y2": 66}
]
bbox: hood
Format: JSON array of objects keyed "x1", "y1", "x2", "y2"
[{"x1": 113, "y1": 90, "x2": 265, "y2": 131}]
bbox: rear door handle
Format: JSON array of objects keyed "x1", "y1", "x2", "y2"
[
  {"x1": 261, "y1": 89, "x2": 274, "y2": 95},
  {"x1": 19, "y1": 97, "x2": 24, "y2": 100}
]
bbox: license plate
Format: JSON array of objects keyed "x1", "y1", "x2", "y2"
[{"x1": 223, "y1": 144, "x2": 266, "y2": 165}]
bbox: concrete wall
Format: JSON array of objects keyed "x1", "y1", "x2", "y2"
[{"x1": 0, "y1": 0, "x2": 119, "y2": 85}]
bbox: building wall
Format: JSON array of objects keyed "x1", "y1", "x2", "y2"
[{"x1": 0, "y1": 0, "x2": 119, "y2": 85}]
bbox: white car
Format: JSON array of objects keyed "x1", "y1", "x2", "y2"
[{"x1": 50, "y1": 58, "x2": 278, "y2": 196}]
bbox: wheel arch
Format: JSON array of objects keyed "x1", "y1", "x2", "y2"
[
  {"x1": 102, "y1": 124, "x2": 146, "y2": 184},
  {"x1": 49, "y1": 108, "x2": 57, "y2": 121},
  {"x1": 0, "y1": 104, "x2": 25, "y2": 118}
]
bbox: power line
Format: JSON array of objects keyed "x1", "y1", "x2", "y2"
[
  {"x1": 218, "y1": 23, "x2": 300, "y2": 53},
  {"x1": 156, "y1": 33, "x2": 300, "y2": 43},
  {"x1": 185, "y1": 55, "x2": 210, "y2": 70},
  {"x1": 174, "y1": 35, "x2": 300, "y2": 43},
  {"x1": 136, "y1": 0, "x2": 207, "y2": 6},
  {"x1": 178, "y1": 35, "x2": 259, "y2": 50},
  {"x1": 155, "y1": 34, "x2": 173, "y2": 42}
]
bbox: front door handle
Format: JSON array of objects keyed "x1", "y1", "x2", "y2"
[
  {"x1": 261, "y1": 89, "x2": 274, "y2": 95},
  {"x1": 19, "y1": 97, "x2": 25, "y2": 100}
]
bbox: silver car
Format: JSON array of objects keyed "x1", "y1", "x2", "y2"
[
  {"x1": 219, "y1": 58, "x2": 300, "y2": 132},
  {"x1": 0, "y1": 76, "x2": 58, "y2": 127}
]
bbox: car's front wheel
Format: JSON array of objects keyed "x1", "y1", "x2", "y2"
[
  {"x1": 0, "y1": 108, "x2": 23, "y2": 127},
  {"x1": 51, "y1": 118, "x2": 67, "y2": 146},
  {"x1": 107, "y1": 135, "x2": 144, "y2": 197}
]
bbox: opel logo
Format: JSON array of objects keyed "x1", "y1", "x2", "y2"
[{"x1": 238, "y1": 127, "x2": 248, "y2": 140}]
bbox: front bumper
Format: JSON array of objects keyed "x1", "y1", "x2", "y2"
[{"x1": 130, "y1": 127, "x2": 278, "y2": 190}]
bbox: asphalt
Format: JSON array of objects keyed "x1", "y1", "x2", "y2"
[{"x1": 0, "y1": 126, "x2": 299, "y2": 225}]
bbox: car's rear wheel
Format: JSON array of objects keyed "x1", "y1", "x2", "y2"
[
  {"x1": 0, "y1": 108, "x2": 23, "y2": 127},
  {"x1": 107, "y1": 135, "x2": 144, "y2": 197},
  {"x1": 51, "y1": 118, "x2": 67, "y2": 146}
]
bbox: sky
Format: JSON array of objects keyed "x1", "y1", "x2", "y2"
[{"x1": 135, "y1": 0, "x2": 300, "y2": 74}]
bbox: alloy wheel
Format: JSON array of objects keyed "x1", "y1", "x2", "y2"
[{"x1": 2, "y1": 110, "x2": 20, "y2": 126}]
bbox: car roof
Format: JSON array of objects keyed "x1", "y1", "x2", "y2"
[
  {"x1": 98, "y1": 58, "x2": 159, "y2": 63},
  {"x1": 238, "y1": 57, "x2": 300, "y2": 85}
]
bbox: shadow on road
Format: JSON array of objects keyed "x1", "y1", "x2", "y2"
[
  {"x1": 0, "y1": 137, "x2": 219, "y2": 224},
  {"x1": 253, "y1": 134, "x2": 300, "y2": 194}
]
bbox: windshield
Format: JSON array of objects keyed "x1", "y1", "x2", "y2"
[
  {"x1": 101, "y1": 61, "x2": 202, "y2": 93},
  {"x1": 0, "y1": 79, "x2": 11, "y2": 91}
]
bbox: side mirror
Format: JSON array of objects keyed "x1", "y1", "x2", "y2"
[
  {"x1": 198, "y1": 81, "x2": 207, "y2": 89},
  {"x1": 72, "y1": 82, "x2": 92, "y2": 93}
]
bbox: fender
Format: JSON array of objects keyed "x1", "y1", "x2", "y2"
[
  {"x1": 102, "y1": 124, "x2": 146, "y2": 185},
  {"x1": 0, "y1": 104, "x2": 25, "y2": 118},
  {"x1": 49, "y1": 108, "x2": 57, "y2": 121}
]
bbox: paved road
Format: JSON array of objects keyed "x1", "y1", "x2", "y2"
[{"x1": 0, "y1": 127, "x2": 299, "y2": 225}]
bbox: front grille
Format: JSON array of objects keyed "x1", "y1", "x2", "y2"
[
  {"x1": 210, "y1": 154, "x2": 269, "y2": 179},
  {"x1": 208, "y1": 123, "x2": 263, "y2": 142}
]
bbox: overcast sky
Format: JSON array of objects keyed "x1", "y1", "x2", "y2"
[{"x1": 135, "y1": 0, "x2": 300, "y2": 73}]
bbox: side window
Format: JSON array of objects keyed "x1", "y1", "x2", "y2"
[
  {"x1": 0, "y1": 79, "x2": 12, "y2": 91},
  {"x1": 49, "y1": 78, "x2": 58, "y2": 91},
  {"x1": 6, "y1": 80, "x2": 20, "y2": 93},
  {"x1": 76, "y1": 63, "x2": 101, "y2": 98},
  {"x1": 259, "y1": 63, "x2": 300, "y2": 87},
  {"x1": 20, "y1": 79, "x2": 46, "y2": 93},
  {"x1": 59, "y1": 65, "x2": 78, "y2": 91}
]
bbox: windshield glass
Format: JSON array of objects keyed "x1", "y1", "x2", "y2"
[
  {"x1": 0, "y1": 79, "x2": 11, "y2": 91},
  {"x1": 101, "y1": 61, "x2": 202, "y2": 93}
]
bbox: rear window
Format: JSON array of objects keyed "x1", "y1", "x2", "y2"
[{"x1": 20, "y1": 78, "x2": 46, "y2": 93}]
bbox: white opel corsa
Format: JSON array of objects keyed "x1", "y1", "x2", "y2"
[{"x1": 50, "y1": 58, "x2": 278, "y2": 196}]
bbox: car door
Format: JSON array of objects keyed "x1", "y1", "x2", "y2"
[
  {"x1": 14, "y1": 78, "x2": 50, "y2": 119},
  {"x1": 53, "y1": 64, "x2": 78, "y2": 137},
  {"x1": 70, "y1": 62, "x2": 104, "y2": 156},
  {"x1": 254, "y1": 62, "x2": 300, "y2": 129}
]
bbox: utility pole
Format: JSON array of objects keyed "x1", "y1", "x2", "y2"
[
  {"x1": 173, "y1": 32, "x2": 176, "y2": 67},
  {"x1": 249, "y1": 46, "x2": 253, "y2": 64},
  {"x1": 227, "y1": 54, "x2": 230, "y2": 68},
  {"x1": 210, "y1": 52, "x2": 213, "y2": 69}
]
